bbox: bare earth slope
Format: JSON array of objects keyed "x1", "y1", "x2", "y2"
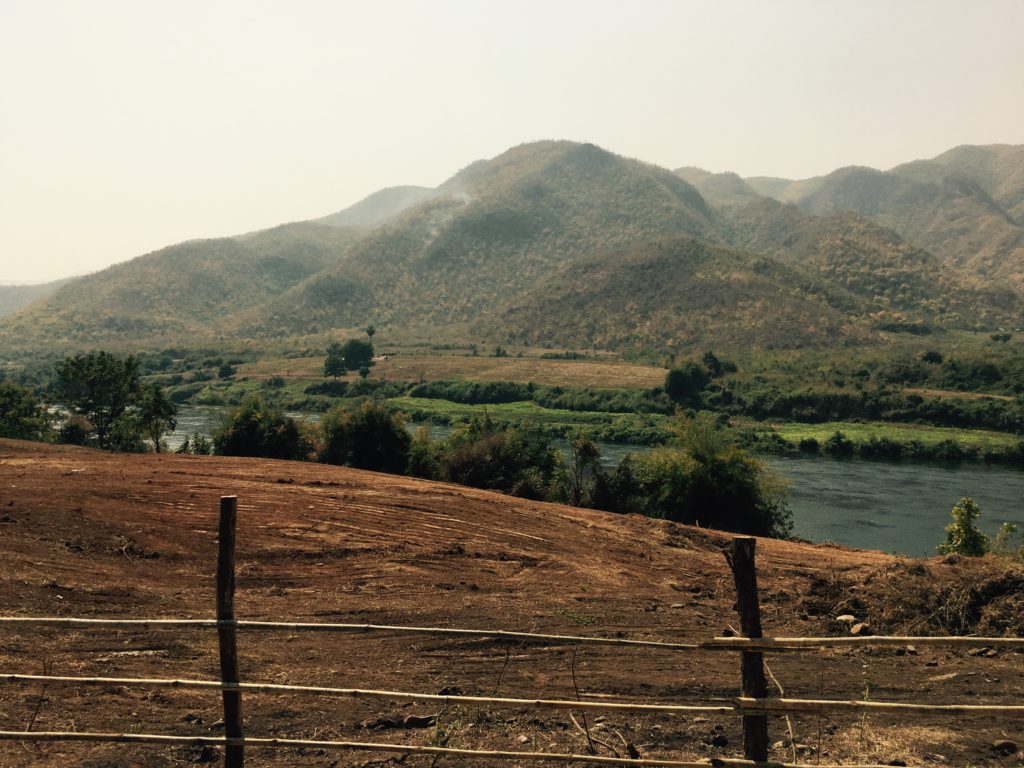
[{"x1": 0, "y1": 440, "x2": 1021, "y2": 767}]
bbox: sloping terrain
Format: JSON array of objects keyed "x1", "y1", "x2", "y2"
[
  {"x1": 892, "y1": 145, "x2": 1024, "y2": 223},
  {"x1": 1, "y1": 439, "x2": 1021, "y2": 766},
  {"x1": 2, "y1": 223, "x2": 361, "y2": 346},
  {"x1": 316, "y1": 185, "x2": 441, "y2": 228},
  {"x1": 233, "y1": 142, "x2": 718, "y2": 338},
  {"x1": 3, "y1": 141, "x2": 1023, "y2": 352},
  {"x1": 742, "y1": 146, "x2": 1024, "y2": 289},
  {"x1": 488, "y1": 236, "x2": 871, "y2": 350},
  {"x1": 718, "y1": 201, "x2": 1023, "y2": 329},
  {"x1": 0, "y1": 279, "x2": 73, "y2": 318}
]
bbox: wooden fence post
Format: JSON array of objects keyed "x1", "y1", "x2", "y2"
[
  {"x1": 724, "y1": 536, "x2": 769, "y2": 762},
  {"x1": 217, "y1": 496, "x2": 244, "y2": 767}
]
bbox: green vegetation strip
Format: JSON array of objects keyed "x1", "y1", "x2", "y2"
[
  {"x1": 390, "y1": 396, "x2": 623, "y2": 424},
  {"x1": 769, "y1": 420, "x2": 1022, "y2": 448}
]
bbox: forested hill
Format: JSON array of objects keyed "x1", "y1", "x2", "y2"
[
  {"x1": 687, "y1": 144, "x2": 1024, "y2": 290},
  {"x1": 2, "y1": 140, "x2": 1022, "y2": 353},
  {"x1": 0, "y1": 278, "x2": 72, "y2": 318}
]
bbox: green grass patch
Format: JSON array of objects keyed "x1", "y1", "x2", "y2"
[{"x1": 768, "y1": 420, "x2": 1022, "y2": 449}]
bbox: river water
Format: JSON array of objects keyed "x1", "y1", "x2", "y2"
[{"x1": 170, "y1": 406, "x2": 1024, "y2": 557}]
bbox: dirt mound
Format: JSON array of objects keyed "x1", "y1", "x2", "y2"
[{"x1": 0, "y1": 439, "x2": 1021, "y2": 767}]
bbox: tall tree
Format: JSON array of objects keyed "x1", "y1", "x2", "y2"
[
  {"x1": 136, "y1": 382, "x2": 178, "y2": 453},
  {"x1": 54, "y1": 352, "x2": 141, "y2": 449},
  {"x1": 0, "y1": 380, "x2": 50, "y2": 441},
  {"x1": 323, "y1": 343, "x2": 346, "y2": 379},
  {"x1": 339, "y1": 338, "x2": 374, "y2": 371}
]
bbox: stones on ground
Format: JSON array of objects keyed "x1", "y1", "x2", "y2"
[
  {"x1": 992, "y1": 740, "x2": 1018, "y2": 756},
  {"x1": 850, "y1": 622, "x2": 873, "y2": 636},
  {"x1": 835, "y1": 614, "x2": 857, "y2": 624},
  {"x1": 517, "y1": 735, "x2": 530, "y2": 745}
]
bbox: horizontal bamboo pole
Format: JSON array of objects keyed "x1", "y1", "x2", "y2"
[
  {"x1": 0, "y1": 730, "x2": 903, "y2": 768},
  {"x1": 5, "y1": 674, "x2": 1021, "y2": 717},
  {"x1": 738, "y1": 697, "x2": 1024, "y2": 715},
  {"x1": 0, "y1": 617, "x2": 699, "y2": 651},
  {"x1": 705, "y1": 636, "x2": 1024, "y2": 650},
  {"x1": 0, "y1": 673, "x2": 732, "y2": 714},
  {"x1": 2, "y1": 616, "x2": 1020, "y2": 652}
]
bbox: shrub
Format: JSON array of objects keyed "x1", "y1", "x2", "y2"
[
  {"x1": 628, "y1": 414, "x2": 792, "y2": 538},
  {"x1": 176, "y1": 432, "x2": 213, "y2": 455},
  {"x1": 304, "y1": 380, "x2": 349, "y2": 397},
  {"x1": 213, "y1": 394, "x2": 310, "y2": 460},
  {"x1": 318, "y1": 400, "x2": 410, "y2": 474},
  {"x1": 937, "y1": 497, "x2": 990, "y2": 556},
  {"x1": 797, "y1": 437, "x2": 820, "y2": 453},
  {"x1": 822, "y1": 431, "x2": 854, "y2": 457},
  {"x1": 0, "y1": 380, "x2": 50, "y2": 441},
  {"x1": 439, "y1": 415, "x2": 560, "y2": 498}
]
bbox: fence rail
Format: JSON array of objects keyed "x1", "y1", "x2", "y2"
[
  {"x1": 3, "y1": 673, "x2": 1021, "y2": 716},
  {"x1": 0, "y1": 731, "x2": 903, "y2": 768},
  {"x1": 3, "y1": 616, "x2": 1019, "y2": 650},
  {"x1": 2, "y1": 494, "x2": 1021, "y2": 767}
]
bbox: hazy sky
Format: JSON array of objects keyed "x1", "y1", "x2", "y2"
[{"x1": 2, "y1": 0, "x2": 1022, "y2": 283}]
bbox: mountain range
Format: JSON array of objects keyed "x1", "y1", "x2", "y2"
[{"x1": 2, "y1": 141, "x2": 1022, "y2": 352}]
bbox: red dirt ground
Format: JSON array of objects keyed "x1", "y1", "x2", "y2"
[{"x1": 0, "y1": 439, "x2": 1021, "y2": 767}]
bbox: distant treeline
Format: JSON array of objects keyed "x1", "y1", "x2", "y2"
[{"x1": 739, "y1": 429, "x2": 1024, "y2": 467}]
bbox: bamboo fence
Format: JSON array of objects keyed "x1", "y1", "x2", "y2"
[{"x1": 1, "y1": 495, "x2": 1021, "y2": 768}]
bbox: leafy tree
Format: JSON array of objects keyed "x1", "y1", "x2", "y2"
[
  {"x1": 54, "y1": 352, "x2": 141, "y2": 449},
  {"x1": 937, "y1": 497, "x2": 990, "y2": 556},
  {"x1": 319, "y1": 400, "x2": 410, "y2": 473},
  {"x1": 176, "y1": 431, "x2": 213, "y2": 455},
  {"x1": 339, "y1": 338, "x2": 374, "y2": 370},
  {"x1": 324, "y1": 343, "x2": 346, "y2": 379},
  {"x1": 702, "y1": 350, "x2": 723, "y2": 378},
  {"x1": 218, "y1": 363, "x2": 236, "y2": 379},
  {"x1": 0, "y1": 380, "x2": 51, "y2": 441},
  {"x1": 407, "y1": 425, "x2": 441, "y2": 479},
  {"x1": 136, "y1": 382, "x2": 178, "y2": 453},
  {"x1": 567, "y1": 435, "x2": 601, "y2": 506},
  {"x1": 591, "y1": 453, "x2": 644, "y2": 515},
  {"x1": 665, "y1": 362, "x2": 710, "y2": 405},
  {"x1": 439, "y1": 414, "x2": 560, "y2": 498},
  {"x1": 633, "y1": 414, "x2": 791, "y2": 537},
  {"x1": 364, "y1": 324, "x2": 376, "y2": 339},
  {"x1": 213, "y1": 394, "x2": 310, "y2": 460}
]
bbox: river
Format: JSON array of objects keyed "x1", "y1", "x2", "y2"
[{"x1": 170, "y1": 405, "x2": 1024, "y2": 557}]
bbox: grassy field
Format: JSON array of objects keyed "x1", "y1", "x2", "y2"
[
  {"x1": 237, "y1": 353, "x2": 667, "y2": 388},
  {"x1": 766, "y1": 420, "x2": 1022, "y2": 448}
]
